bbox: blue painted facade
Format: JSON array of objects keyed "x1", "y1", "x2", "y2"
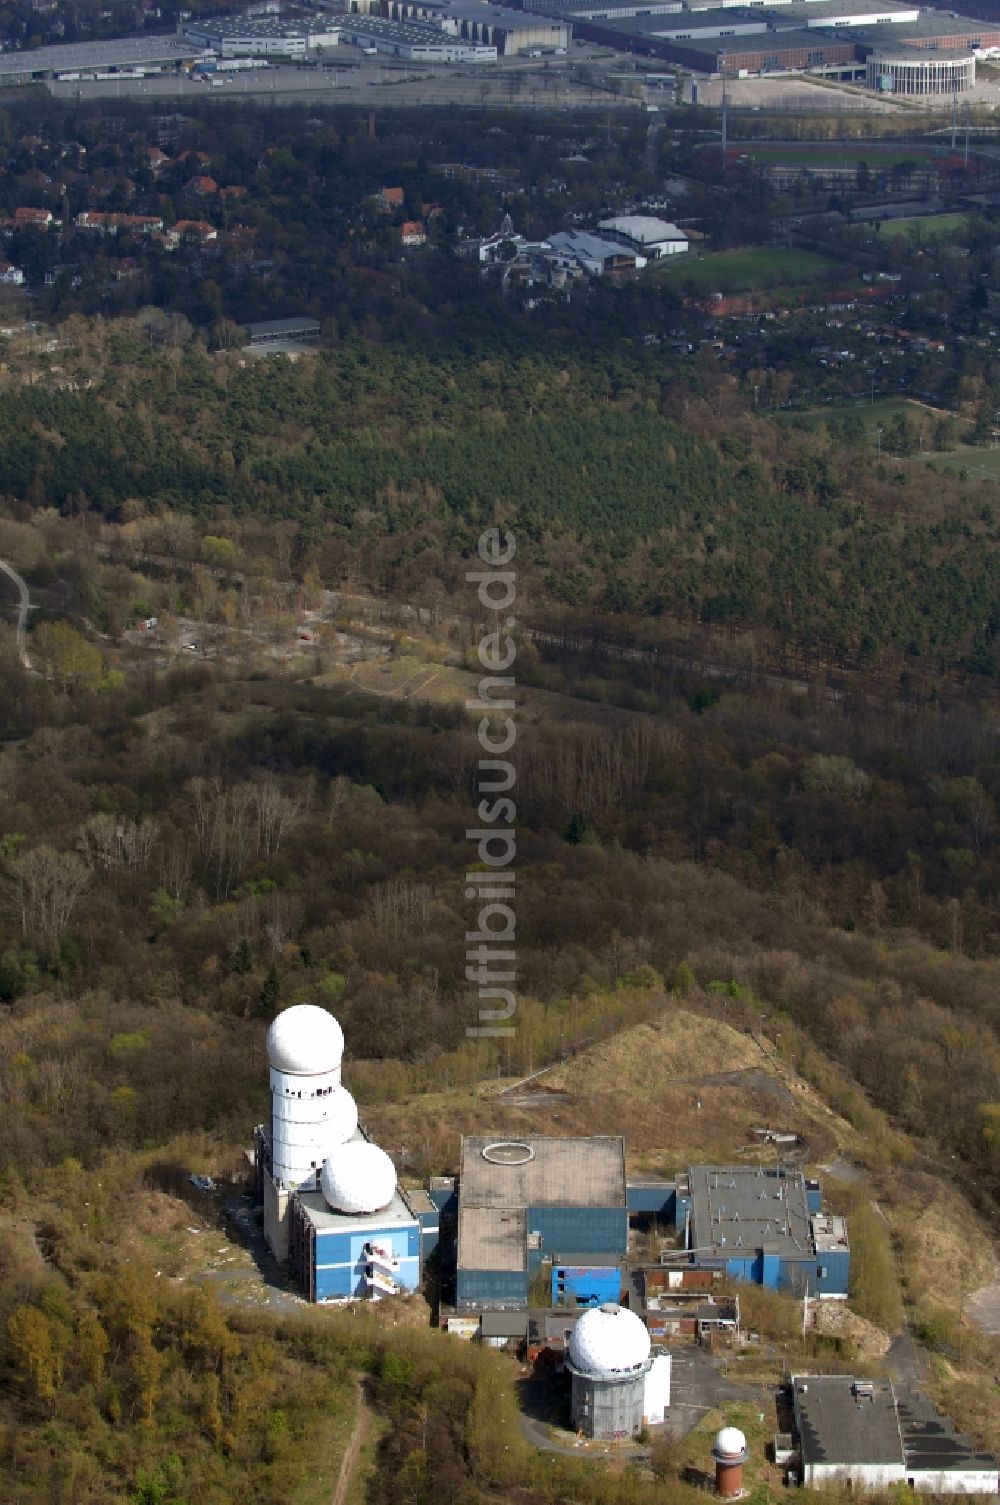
[
  {"x1": 456, "y1": 1267, "x2": 527, "y2": 1307},
  {"x1": 626, "y1": 1183, "x2": 677, "y2": 1218},
  {"x1": 552, "y1": 1264, "x2": 621, "y2": 1308},
  {"x1": 313, "y1": 1220, "x2": 421, "y2": 1301},
  {"x1": 527, "y1": 1206, "x2": 628, "y2": 1267},
  {"x1": 806, "y1": 1180, "x2": 822, "y2": 1215},
  {"x1": 719, "y1": 1248, "x2": 850, "y2": 1297},
  {"x1": 414, "y1": 1207, "x2": 440, "y2": 1259}
]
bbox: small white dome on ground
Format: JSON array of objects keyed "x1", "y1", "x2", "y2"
[
  {"x1": 321, "y1": 1141, "x2": 397, "y2": 1214},
  {"x1": 267, "y1": 1004, "x2": 344, "y2": 1075},
  {"x1": 715, "y1": 1427, "x2": 748, "y2": 1458},
  {"x1": 568, "y1": 1303, "x2": 651, "y2": 1375}
]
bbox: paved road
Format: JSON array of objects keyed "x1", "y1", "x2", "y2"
[{"x1": 0, "y1": 558, "x2": 30, "y2": 667}]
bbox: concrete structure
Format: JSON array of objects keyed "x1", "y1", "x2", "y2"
[
  {"x1": 598, "y1": 215, "x2": 688, "y2": 257},
  {"x1": 456, "y1": 1136, "x2": 627, "y2": 1310},
  {"x1": 340, "y1": 13, "x2": 497, "y2": 56},
  {"x1": 792, "y1": 1375, "x2": 999, "y2": 1493},
  {"x1": 681, "y1": 1165, "x2": 850, "y2": 1297},
  {"x1": 866, "y1": 47, "x2": 974, "y2": 91},
  {"x1": 714, "y1": 1425, "x2": 748, "y2": 1498},
  {"x1": 182, "y1": 18, "x2": 341, "y2": 56},
  {"x1": 566, "y1": 1302, "x2": 653, "y2": 1439},
  {"x1": 643, "y1": 1352, "x2": 672, "y2": 1425}
]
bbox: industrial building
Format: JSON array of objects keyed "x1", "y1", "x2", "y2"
[
  {"x1": 678, "y1": 1164, "x2": 850, "y2": 1297},
  {"x1": 254, "y1": 1003, "x2": 423, "y2": 1301},
  {"x1": 0, "y1": 35, "x2": 205, "y2": 84},
  {"x1": 597, "y1": 215, "x2": 689, "y2": 257},
  {"x1": 378, "y1": 0, "x2": 573, "y2": 54},
  {"x1": 182, "y1": 18, "x2": 341, "y2": 55},
  {"x1": 339, "y1": 14, "x2": 497, "y2": 59},
  {"x1": 791, "y1": 1375, "x2": 999, "y2": 1493},
  {"x1": 545, "y1": 0, "x2": 999, "y2": 82},
  {"x1": 244, "y1": 316, "x2": 321, "y2": 347},
  {"x1": 455, "y1": 1136, "x2": 628, "y2": 1310}
]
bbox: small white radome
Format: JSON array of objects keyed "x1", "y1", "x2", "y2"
[
  {"x1": 715, "y1": 1427, "x2": 748, "y2": 1458},
  {"x1": 267, "y1": 1004, "x2": 344, "y2": 1075},
  {"x1": 568, "y1": 1303, "x2": 651, "y2": 1376},
  {"x1": 321, "y1": 1141, "x2": 397, "y2": 1215}
]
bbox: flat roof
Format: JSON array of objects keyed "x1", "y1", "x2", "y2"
[
  {"x1": 481, "y1": 1309, "x2": 530, "y2": 1337},
  {"x1": 689, "y1": 1164, "x2": 814, "y2": 1258},
  {"x1": 0, "y1": 35, "x2": 202, "y2": 77},
  {"x1": 458, "y1": 1205, "x2": 526, "y2": 1270},
  {"x1": 295, "y1": 1185, "x2": 418, "y2": 1235},
  {"x1": 188, "y1": 18, "x2": 335, "y2": 36},
  {"x1": 549, "y1": 230, "x2": 637, "y2": 261},
  {"x1": 443, "y1": 1, "x2": 567, "y2": 23},
  {"x1": 404, "y1": 1188, "x2": 437, "y2": 1215},
  {"x1": 342, "y1": 15, "x2": 475, "y2": 40},
  {"x1": 794, "y1": 1376, "x2": 903, "y2": 1467},
  {"x1": 460, "y1": 1136, "x2": 626, "y2": 1210},
  {"x1": 896, "y1": 1388, "x2": 998, "y2": 1475}
]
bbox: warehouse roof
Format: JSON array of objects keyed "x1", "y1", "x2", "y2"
[
  {"x1": 443, "y1": 1, "x2": 565, "y2": 23},
  {"x1": 0, "y1": 34, "x2": 202, "y2": 76},
  {"x1": 794, "y1": 1376, "x2": 903, "y2": 1467},
  {"x1": 245, "y1": 317, "x2": 321, "y2": 339},
  {"x1": 689, "y1": 1164, "x2": 814, "y2": 1259},
  {"x1": 481, "y1": 1310, "x2": 530, "y2": 1337},
  {"x1": 458, "y1": 1205, "x2": 526, "y2": 1270},
  {"x1": 460, "y1": 1136, "x2": 626, "y2": 1210}
]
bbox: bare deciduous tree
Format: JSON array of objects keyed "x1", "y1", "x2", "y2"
[{"x1": 8, "y1": 845, "x2": 91, "y2": 941}]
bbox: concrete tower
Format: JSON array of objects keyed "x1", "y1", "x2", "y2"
[
  {"x1": 567, "y1": 1303, "x2": 652, "y2": 1440},
  {"x1": 713, "y1": 1426, "x2": 748, "y2": 1498}
]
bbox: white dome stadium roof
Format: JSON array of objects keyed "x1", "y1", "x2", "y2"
[
  {"x1": 323, "y1": 1087, "x2": 359, "y2": 1146},
  {"x1": 568, "y1": 1303, "x2": 651, "y2": 1376},
  {"x1": 715, "y1": 1427, "x2": 748, "y2": 1458},
  {"x1": 267, "y1": 1004, "x2": 344, "y2": 1075},
  {"x1": 321, "y1": 1141, "x2": 397, "y2": 1215}
]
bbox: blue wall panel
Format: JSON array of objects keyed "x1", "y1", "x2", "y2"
[
  {"x1": 456, "y1": 1268, "x2": 527, "y2": 1309},
  {"x1": 313, "y1": 1220, "x2": 420, "y2": 1302},
  {"x1": 552, "y1": 1265, "x2": 621, "y2": 1308},
  {"x1": 674, "y1": 1192, "x2": 692, "y2": 1234},
  {"x1": 626, "y1": 1184, "x2": 677, "y2": 1218},
  {"x1": 527, "y1": 1206, "x2": 628, "y2": 1259}
]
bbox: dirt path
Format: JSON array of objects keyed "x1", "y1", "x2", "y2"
[{"x1": 332, "y1": 1378, "x2": 372, "y2": 1505}]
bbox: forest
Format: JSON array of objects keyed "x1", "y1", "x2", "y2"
[{"x1": 0, "y1": 169, "x2": 998, "y2": 1497}]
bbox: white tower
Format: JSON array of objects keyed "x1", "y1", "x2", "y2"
[{"x1": 266, "y1": 1004, "x2": 354, "y2": 1192}]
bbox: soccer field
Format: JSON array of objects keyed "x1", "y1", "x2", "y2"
[{"x1": 654, "y1": 246, "x2": 837, "y2": 291}]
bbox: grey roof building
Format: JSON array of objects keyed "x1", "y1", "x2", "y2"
[{"x1": 792, "y1": 1376, "x2": 999, "y2": 1493}]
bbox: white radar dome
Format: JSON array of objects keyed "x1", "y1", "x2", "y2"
[
  {"x1": 568, "y1": 1303, "x2": 651, "y2": 1376},
  {"x1": 267, "y1": 1004, "x2": 344, "y2": 1076},
  {"x1": 321, "y1": 1141, "x2": 397, "y2": 1215},
  {"x1": 324, "y1": 1086, "x2": 359, "y2": 1146},
  {"x1": 715, "y1": 1427, "x2": 748, "y2": 1458}
]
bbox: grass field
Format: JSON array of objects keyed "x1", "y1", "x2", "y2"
[
  {"x1": 875, "y1": 212, "x2": 969, "y2": 240},
  {"x1": 654, "y1": 246, "x2": 837, "y2": 292},
  {"x1": 749, "y1": 143, "x2": 939, "y2": 168},
  {"x1": 776, "y1": 396, "x2": 934, "y2": 435},
  {"x1": 920, "y1": 445, "x2": 1000, "y2": 480}
]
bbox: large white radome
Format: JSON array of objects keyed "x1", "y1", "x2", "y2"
[
  {"x1": 568, "y1": 1303, "x2": 651, "y2": 1376},
  {"x1": 267, "y1": 1004, "x2": 344, "y2": 1075},
  {"x1": 321, "y1": 1141, "x2": 397, "y2": 1215}
]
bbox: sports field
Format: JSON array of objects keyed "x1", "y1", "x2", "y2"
[
  {"x1": 875, "y1": 212, "x2": 969, "y2": 240},
  {"x1": 654, "y1": 246, "x2": 836, "y2": 291},
  {"x1": 776, "y1": 397, "x2": 947, "y2": 436},
  {"x1": 921, "y1": 446, "x2": 1000, "y2": 480}
]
